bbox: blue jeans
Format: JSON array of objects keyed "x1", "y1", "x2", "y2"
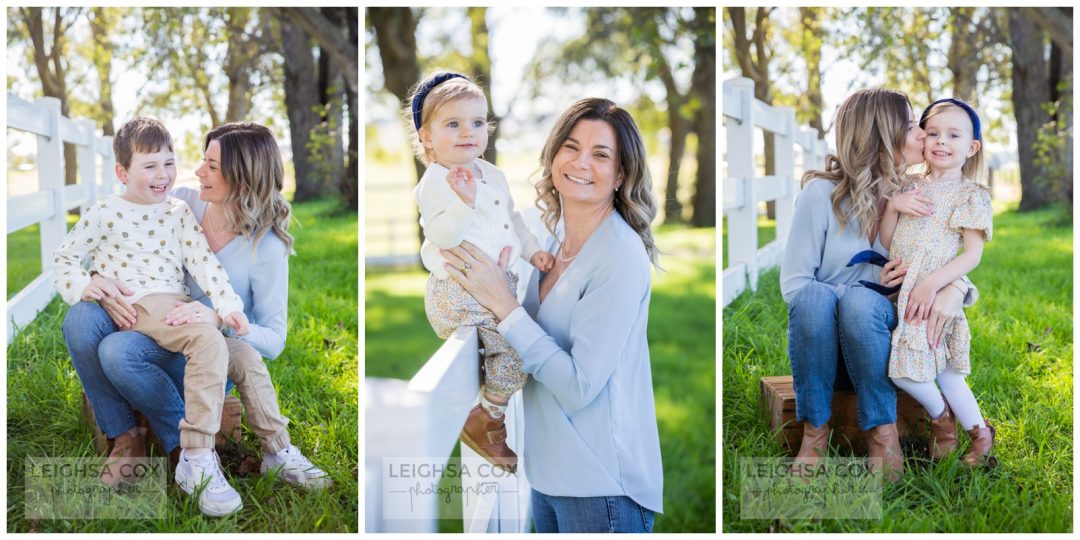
[
  {"x1": 62, "y1": 301, "x2": 232, "y2": 453},
  {"x1": 531, "y1": 489, "x2": 655, "y2": 533},
  {"x1": 787, "y1": 282, "x2": 898, "y2": 431}
]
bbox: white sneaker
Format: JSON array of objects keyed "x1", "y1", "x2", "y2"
[
  {"x1": 261, "y1": 445, "x2": 331, "y2": 489},
  {"x1": 174, "y1": 449, "x2": 243, "y2": 517}
]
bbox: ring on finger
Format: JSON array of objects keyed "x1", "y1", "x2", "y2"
[{"x1": 464, "y1": 262, "x2": 472, "y2": 270}]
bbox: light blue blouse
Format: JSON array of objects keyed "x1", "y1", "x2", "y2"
[
  {"x1": 174, "y1": 188, "x2": 289, "y2": 359},
  {"x1": 497, "y1": 211, "x2": 664, "y2": 513},
  {"x1": 780, "y1": 178, "x2": 977, "y2": 306}
]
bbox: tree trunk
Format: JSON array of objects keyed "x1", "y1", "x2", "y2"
[
  {"x1": 690, "y1": 7, "x2": 716, "y2": 228},
  {"x1": 1009, "y1": 10, "x2": 1053, "y2": 210},
  {"x1": 89, "y1": 8, "x2": 115, "y2": 135},
  {"x1": 23, "y1": 8, "x2": 79, "y2": 187},
  {"x1": 799, "y1": 8, "x2": 824, "y2": 133},
  {"x1": 341, "y1": 7, "x2": 359, "y2": 210},
  {"x1": 1059, "y1": 41, "x2": 1073, "y2": 205},
  {"x1": 467, "y1": 8, "x2": 498, "y2": 166},
  {"x1": 665, "y1": 106, "x2": 687, "y2": 223},
  {"x1": 369, "y1": 7, "x2": 425, "y2": 242},
  {"x1": 280, "y1": 17, "x2": 322, "y2": 202},
  {"x1": 948, "y1": 8, "x2": 979, "y2": 101}
]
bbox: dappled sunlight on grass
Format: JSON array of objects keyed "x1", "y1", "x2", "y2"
[
  {"x1": 723, "y1": 206, "x2": 1071, "y2": 532},
  {"x1": 7, "y1": 197, "x2": 358, "y2": 532}
]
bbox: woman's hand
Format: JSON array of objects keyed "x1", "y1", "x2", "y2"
[
  {"x1": 83, "y1": 274, "x2": 138, "y2": 329},
  {"x1": 888, "y1": 187, "x2": 934, "y2": 217},
  {"x1": 879, "y1": 258, "x2": 906, "y2": 289},
  {"x1": 164, "y1": 300, "x2": 222, "y2": 329},
  {"x1": 442, "y1": 242, "x2": 520, "y2": 321},
  {"x1": 926, "y1": 283, "x2": 965, "y2": 349}
]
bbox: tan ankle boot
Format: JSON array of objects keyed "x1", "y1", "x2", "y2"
[
  {"x1": 794, "y1": 421, "x2": 830, "y2": 465},
  {"x1": 929, "y1": 400, "x2": 958, "y2": 460},
  {"x1": 867, "y1": 423, "x2": 903, "y2": 483},
  {"x1": 962, "y1": 420, "x2": 998, "y2": 468},
  {"x1": 460, "y1": 404, "x2": 517, "y2": 473},
  {"x1": 101, "y1": 427, "x2": 147, "y2": 487}
]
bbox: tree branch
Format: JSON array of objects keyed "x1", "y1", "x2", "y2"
[
  {"x1": 1023, "y1": 7, "x2": 1072, "y2": 56},
  {"x1": 283, "y1": 7, "x2": 357, "y2": 92}
]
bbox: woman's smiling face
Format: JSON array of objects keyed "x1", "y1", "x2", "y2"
[
  {"x1": 195, "y1": 139, "x2": 231, "y2": 203},
  {"x1": 551, "y1": 119, "x2": 623, "y2": 209}
]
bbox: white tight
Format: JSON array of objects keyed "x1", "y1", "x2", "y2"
[{"x1": 890, "y1": 366, "x2": 986, "y2": 430}]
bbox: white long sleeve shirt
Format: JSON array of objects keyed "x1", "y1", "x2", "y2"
[
  {"x1": 53, "y1": 194, "x2": 244, "y2": 319},
  {"x1": 414, "y1": 159, "x2": 542, "y2": 279}
]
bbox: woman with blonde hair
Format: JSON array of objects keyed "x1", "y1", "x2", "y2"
[
  {"x1": 780, "y1": 89, "x2": 979, "y2": 482},
  {"x1": 63, "y1": 123, "x2": 328, "y2": 516},
  {"x1": 442, "y1": 98, "x2": 663, "y2": 532}
]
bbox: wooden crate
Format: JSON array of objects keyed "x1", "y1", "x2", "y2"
[
  {"x1": 82, "y1": 391, "x2": 244, "y2": 456},
  {"x1": 760, "y1": 375, "x2": 929, "y2": 455}
]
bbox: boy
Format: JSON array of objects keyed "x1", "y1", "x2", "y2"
[{"x1": 54, "y1": 118, "x2": 252, "y2": 516}]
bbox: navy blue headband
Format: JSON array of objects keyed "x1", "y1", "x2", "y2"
[
  {"x1": 411, "y1": 73, "x2": 469, "y2": 131},
  {"x1": 919, "y1": 98, "x2": 981, "y2": 141}
]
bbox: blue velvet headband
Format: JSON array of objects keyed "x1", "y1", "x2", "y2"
[
  {"x1": 919, "y1": 98, "x2": 981, "y2": 141},
  {"x1": 411, "y1": 72, "x2": 469, "y2": 132}
]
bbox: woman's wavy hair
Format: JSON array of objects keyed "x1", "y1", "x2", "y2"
[
  {"x1": 204, "y1": 123, "x2": 294, "y2": 256},
  {"x1": 535, "y1": 98, "x2": 660, "y2": 268},
  {"x1": 801, "y1": 88, "x2": 912, "y2": 238}
]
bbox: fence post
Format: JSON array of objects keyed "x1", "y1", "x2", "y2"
[
  {"x1": 35, "y1": 97, "x2": 66, "y2": 279},
  {"x1": 773, "y1": 107, "x2": 796, "y2": 243},
  {"x1": 78, "y1": 119, "x2": 98, "y2": 211},
  {"x1": 101, "y1": 135, "x2": 117, "y2": 196},
  {"x1": 724, "y1": 77, "x2": 759, "y2": 290}
]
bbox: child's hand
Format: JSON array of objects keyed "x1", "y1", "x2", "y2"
[
  {"x1": 224, "y1": 311, "x2": 249, "y2": 336},
  {"x1": 81, "y1": 274, "x2": 135, "y2": 302},
  {"x1": 905, "y1": 279, "x2": 939, "y2": 324},
  {"x1": 446, "y1": 165, "x2": 477, "y2": 207},
  {"x1": 531, "y1": 251, "x2": 555, "y2": 272},
  {"x1": 888, "y1": 187, "x2": 934, "y2": 217}
]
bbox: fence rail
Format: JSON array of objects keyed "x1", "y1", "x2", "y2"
[
  {"x1": 722, "y1": 77, "x2": 829, "y2": 307},
  {"x1": 6, "y1": 93, "x2": 118, "y2": 343},
  {"x1": 365, "y1": 326, "x2": 530, "y2": 533}
]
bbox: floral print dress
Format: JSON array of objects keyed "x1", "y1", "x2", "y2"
[{"x1": 888, "y1": 179, "x2": 993, "y2": 383}]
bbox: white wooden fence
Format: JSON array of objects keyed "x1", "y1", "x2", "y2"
[
  {"x1": 722, "y1": 77, "x2": 829, "y2": 307},
  {"x1": 366, "y1": 327, "x2": 530, "y2": 533},
  {"x1": 7, "y1": 93, "x2": 119, "y2": 342}
]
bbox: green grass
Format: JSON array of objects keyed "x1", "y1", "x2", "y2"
[
  {"x1": 721, "y1": 215, "x2": 776, "y2": 269},
  {"x1": 365, "y1": 225, "x2": 716, "y2": 532},
  {"x1": 722, "y1": 205, "x2": 1072, "y2": 533},
  {"x1": 6, "y1": 198, "x2": 358, "y2": 532},
  {"x1": 8, "y1": 214, "x2": 80, "y2": 300}
]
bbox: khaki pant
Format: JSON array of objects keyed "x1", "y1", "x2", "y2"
[
  {"x1": 131, "y1": 293, "x2": 290, "y2": 452},
  {"x1": 424, "y1": 273, "x2": 527, "y2": 398}
]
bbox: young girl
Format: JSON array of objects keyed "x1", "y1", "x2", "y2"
[
  {"x1": 879, "y1": 98, "x2": 996, "y2": 468},
  {"x1": 407, "y1": 71, "x2": 554, "y2": 473}
]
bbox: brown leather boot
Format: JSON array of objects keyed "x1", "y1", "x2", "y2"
[
  {"x1": 962, "y1": 420, "x2": 998, "y2": 468},
  {"x1": 460, "y1": 404, "x2": 517, "y2": 473},
  {"x1": 101, "y1": 427, "x2": 147, "y2": 487},
  {"x1": 867, "y1": 423, "x2": 903, "y2": 483},
  {"x1": 929, "y1": 400, "x2": 958, "y2": 460},
  {"x1": 794, "y1": 421, "x2": 830, "y2": 465}
]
